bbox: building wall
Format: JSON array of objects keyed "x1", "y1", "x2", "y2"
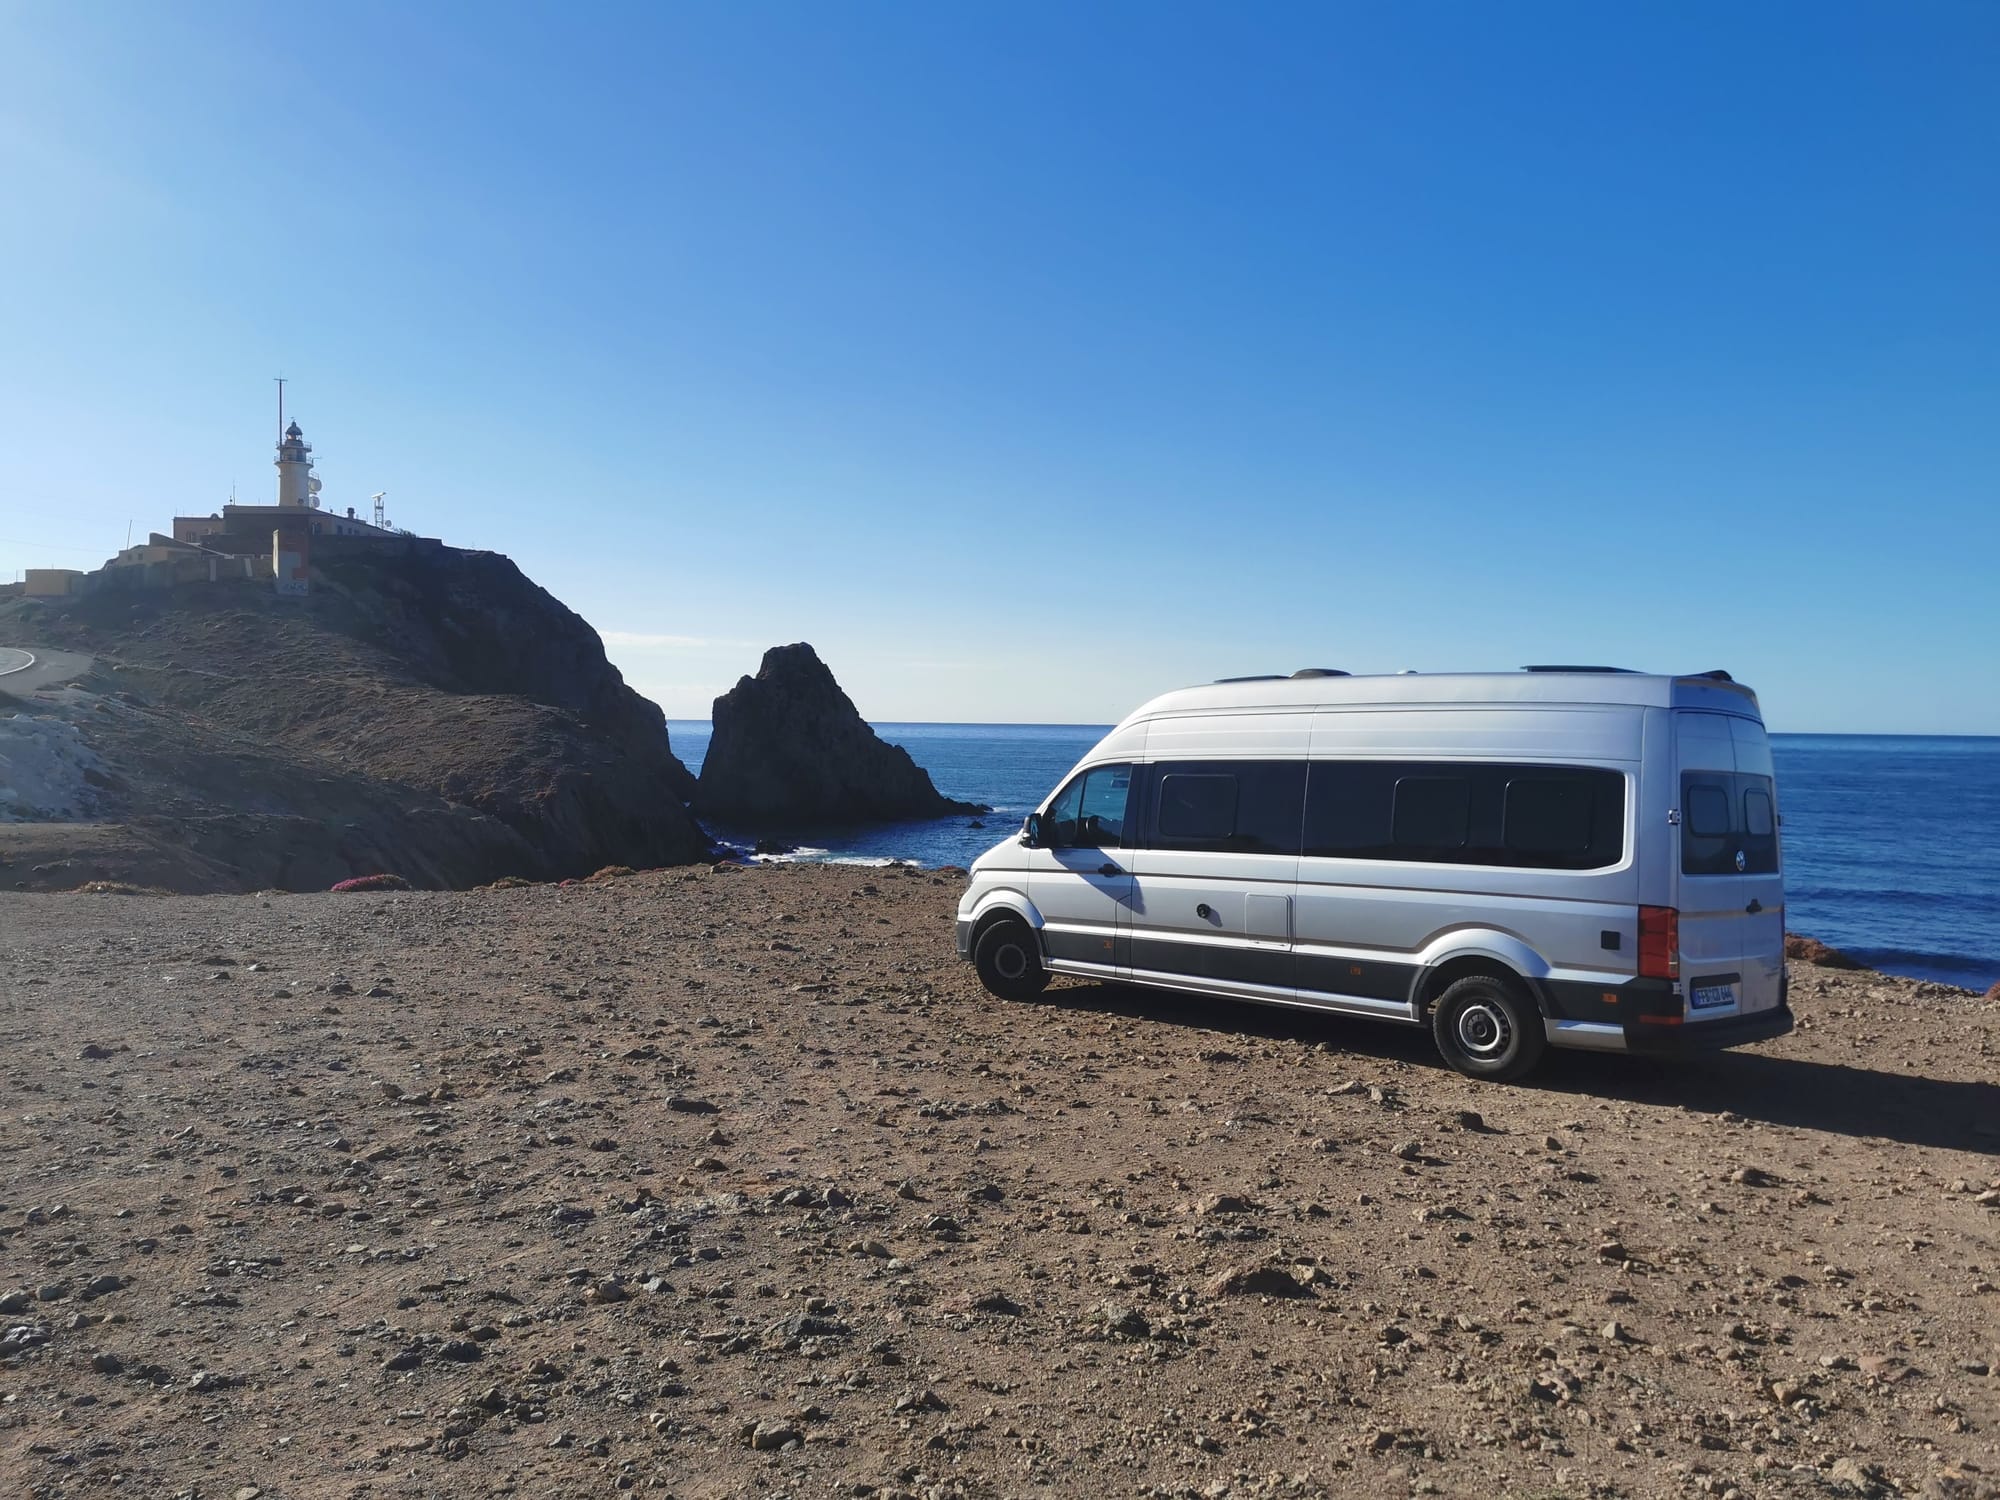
[
  {"x1": 77, "y1": 553, "x2": 267, "y2": 594},
  {"x1": 273, "y1": 522, "x2": 311, "y2": 598},
  {"x1": 220, "y1": 504, "x2": 395, "y2": 540},
  {"x1": 108, "y1": 542, "x2": 198, "y2": 569},
  {"x1": 24, "y1": 569, "x2": 83, "y2": 597},
  {"x1": 173, "y1": 516, "x2": 228, "y2": 545}
]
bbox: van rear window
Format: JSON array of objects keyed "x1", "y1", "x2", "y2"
[
  {"x1": 1686, "y1": 784, "x2": 1732, "y2": 839},
  {"x1": 1304, "y1": 761, "x2": 1625, "y2": 870},
  {"x1": 1681, "y1": 772, "x2": 1780, "y2": 875},
  {"x1": 1744, "y1": 788, "x2": 1774, "y2": 838}
]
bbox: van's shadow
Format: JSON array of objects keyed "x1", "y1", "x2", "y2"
[{"x1": 1038, "y1": 980, "x2": 2000, "y2": 1157}]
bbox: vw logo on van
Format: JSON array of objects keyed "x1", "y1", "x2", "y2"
[{"x1": 1735, "y1": 849, "x2": 1747, "y2": 872}]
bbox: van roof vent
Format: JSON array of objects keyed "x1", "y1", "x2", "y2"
[
  {"x1": 1290, "y1": 667, "x2": 1350, "y2": 679},
  {"x1": 1213, "y1": 674, "x2": 1288, "y2": 684},
  {"x1": 1687, "y1": 669, "x2": 1735, "y2": 682},
  {"x1": 1521, "y1": 664, "x2": 1637, "y2": 674}
]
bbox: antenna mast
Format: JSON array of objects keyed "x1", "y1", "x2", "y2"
[
  {"x1": 275, "y1": 376, "x2": 286, "y2": 440},
  {"x1": 370, "y1": 491, "x2": 388, "y2": 529}
]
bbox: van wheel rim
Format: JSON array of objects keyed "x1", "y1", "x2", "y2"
[
  {"x1": 994, "y1": 943, "x2": 1028, "y2": 981},
  {"x1": 1455, "y1": 1000, "x2": 1511, "y2": 1059}
]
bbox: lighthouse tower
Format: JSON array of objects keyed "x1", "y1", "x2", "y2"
[{"x1": 274, "y1": 421, "x2": 321, "y2": 509}]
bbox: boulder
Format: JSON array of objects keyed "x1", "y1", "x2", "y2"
[
  {"x1": 696, "y1": 644, "x2": 984, "y2": 825},
  {"x1": 1783, "y1": 933, "x2": 1865, "y2": 970}
]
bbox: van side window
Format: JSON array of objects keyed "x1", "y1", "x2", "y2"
[
  {"x1": 1148, "y1": 762, "x2": 1305, "y2": 855},
  {"x1": 1393, "y1": 777, "x2": 1470, "y2": 850},
  {"x1": 1047, "y1": 764, "x2": 1132, "y2": 849},
  {"x1": 1158, "y1": 774, "x2": 1237, "y2": 842},
  {"x1": 1305, "y1": 761, "x2": 1626, "y2": 870},
  {"x1": 1503, "y1": 777, "x2": 1599, "y2": 856}
]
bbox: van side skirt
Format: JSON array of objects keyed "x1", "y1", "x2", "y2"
[{"x1": 1121, "y1": 968, "x2": 1422, "y2": 1024}]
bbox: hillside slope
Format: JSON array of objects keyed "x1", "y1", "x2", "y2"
[{"x1": 0, "y1": 547, "x2": 706, "y2": 891}]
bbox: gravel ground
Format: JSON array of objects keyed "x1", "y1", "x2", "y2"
[{"x1": 2, "y1": 864, "x2": 1996, "y2": 1500}]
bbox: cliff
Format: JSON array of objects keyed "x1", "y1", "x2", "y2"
[
  {"x1": 696, "y1": 642, "x2": 983, "y2": 825},
  {"x1": 0, "y1": 547, "x2": 707, "y2": 892}
]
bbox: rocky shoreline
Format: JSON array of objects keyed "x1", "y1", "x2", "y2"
[{"x1": 2, "y1": 867, "x2": 1997, "y2": 1498}]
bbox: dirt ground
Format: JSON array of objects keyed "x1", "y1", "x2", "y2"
[{"x1": 2, "y1": 865, "x2": 1996, "y2": 1500}]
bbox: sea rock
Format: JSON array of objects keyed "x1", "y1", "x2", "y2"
[
  {"x1": 1784, "y1": 933, "x2": 1864, "y2": 970},
  {"x1": 696, "y1": 644, "x2": 984, "y2": 824}
]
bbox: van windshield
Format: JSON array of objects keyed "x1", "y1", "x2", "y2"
[{"x1": 1681, "y1": 771, "x2": 1780, "y2": 875}]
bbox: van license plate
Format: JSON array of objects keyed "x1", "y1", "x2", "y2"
[{"x1": 1691, "y1": 983, "x2": 1736, "y2": 1010}]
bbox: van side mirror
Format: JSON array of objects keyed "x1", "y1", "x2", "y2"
[{"x1": 1020, "y1": 812, "x2": 1044, "y2": 848}]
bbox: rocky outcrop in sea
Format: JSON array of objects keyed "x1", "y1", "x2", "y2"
[{"x1": 696, "y1": 643, "x2": 984, "y2": 825}]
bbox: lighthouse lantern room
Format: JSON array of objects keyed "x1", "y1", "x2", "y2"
[{"x1": 275, "y1": 421, "x2": 322, "y2": 509}]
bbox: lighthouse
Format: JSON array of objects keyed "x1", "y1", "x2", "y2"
[{"x1": 274, "y1": 421, "x2": 321, "y2": 509}]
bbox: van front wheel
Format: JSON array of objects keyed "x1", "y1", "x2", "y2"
[
  {"x1": 1431, "y1": 974, "x2": 1545, "y2": 1081},
  {"x1": 974, "y1": 918, "x2": 1049, "y2": 1002}
]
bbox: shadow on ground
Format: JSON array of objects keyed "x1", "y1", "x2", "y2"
[{"x1": 1035, "y1": 978, "x2": 2000, "y2": 1158}]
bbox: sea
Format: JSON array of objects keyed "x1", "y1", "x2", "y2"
[{"x1": 666, "y1": 723, "x2": 2000, "y2": 992}]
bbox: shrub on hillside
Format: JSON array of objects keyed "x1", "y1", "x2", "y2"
[{"x1": 330, "y1": 873, "x2": 412, "y2": 893}]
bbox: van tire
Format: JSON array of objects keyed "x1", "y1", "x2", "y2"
[
  {"x1": 1431, "y1": 973, "x2": 1545, "y2": 1081},
  {"x1": 974, "y1": 918, "x2": 1049, "y2": 1001}
]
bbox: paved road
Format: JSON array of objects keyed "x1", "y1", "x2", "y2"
[{"x1": 0, "y1": 647, "x2": 93, "y2": 695}]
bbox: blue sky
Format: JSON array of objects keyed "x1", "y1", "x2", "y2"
[{"x1": 2, "y1": 2, "x2": 1994, "y2": 731}]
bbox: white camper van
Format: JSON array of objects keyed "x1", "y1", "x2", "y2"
[{"x1": 954, "y1": 668, "x2": 1791, "y2": 1080}]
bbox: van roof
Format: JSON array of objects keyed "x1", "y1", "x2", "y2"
[{"x1": 1122, "y1": 670, "x2": 1762, "y2": 727}]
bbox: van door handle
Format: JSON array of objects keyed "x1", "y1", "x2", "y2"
[
  {"x1": 1097, "y1": 863, "x2": 1123, "y2": 877},
  {"x1": 1745, "y1": 899, "x2": 1762, "y2": 914}
]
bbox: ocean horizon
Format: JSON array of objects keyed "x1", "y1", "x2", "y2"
[{"x1": 667, "y1": 722, "x2": 2000, "y2": 993}]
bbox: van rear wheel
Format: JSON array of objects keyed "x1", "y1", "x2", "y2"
[
  {"x1": 1431, "y1": 973, "x2": 1545, "y2": 1081},
  {"x1": 974, "y1": 918, "x2": 1049, "y2": 1001}
]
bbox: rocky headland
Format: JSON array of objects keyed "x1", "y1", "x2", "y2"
[
  {"x1": 697, "y1": 642, "x2": 985, "y2": 825},
  {"x1": 0, "y1": 547, "x2": 707, "y2": 892},
  {"x1": 1, "y1": 869, "x2": 1995, "y2": 1499}
]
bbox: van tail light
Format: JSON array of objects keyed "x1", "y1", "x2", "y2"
[{"x1": 1638, "y1": 905, "x2": 1680, "y2": 981}]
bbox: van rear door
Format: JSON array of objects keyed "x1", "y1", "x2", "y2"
[
  {"x1": 1726, "y1": 716, "x2": 1786, "y2": 1014},
  {"x1": 1674, "y1": 713, "x2": 1785, "y2": 1021}
]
